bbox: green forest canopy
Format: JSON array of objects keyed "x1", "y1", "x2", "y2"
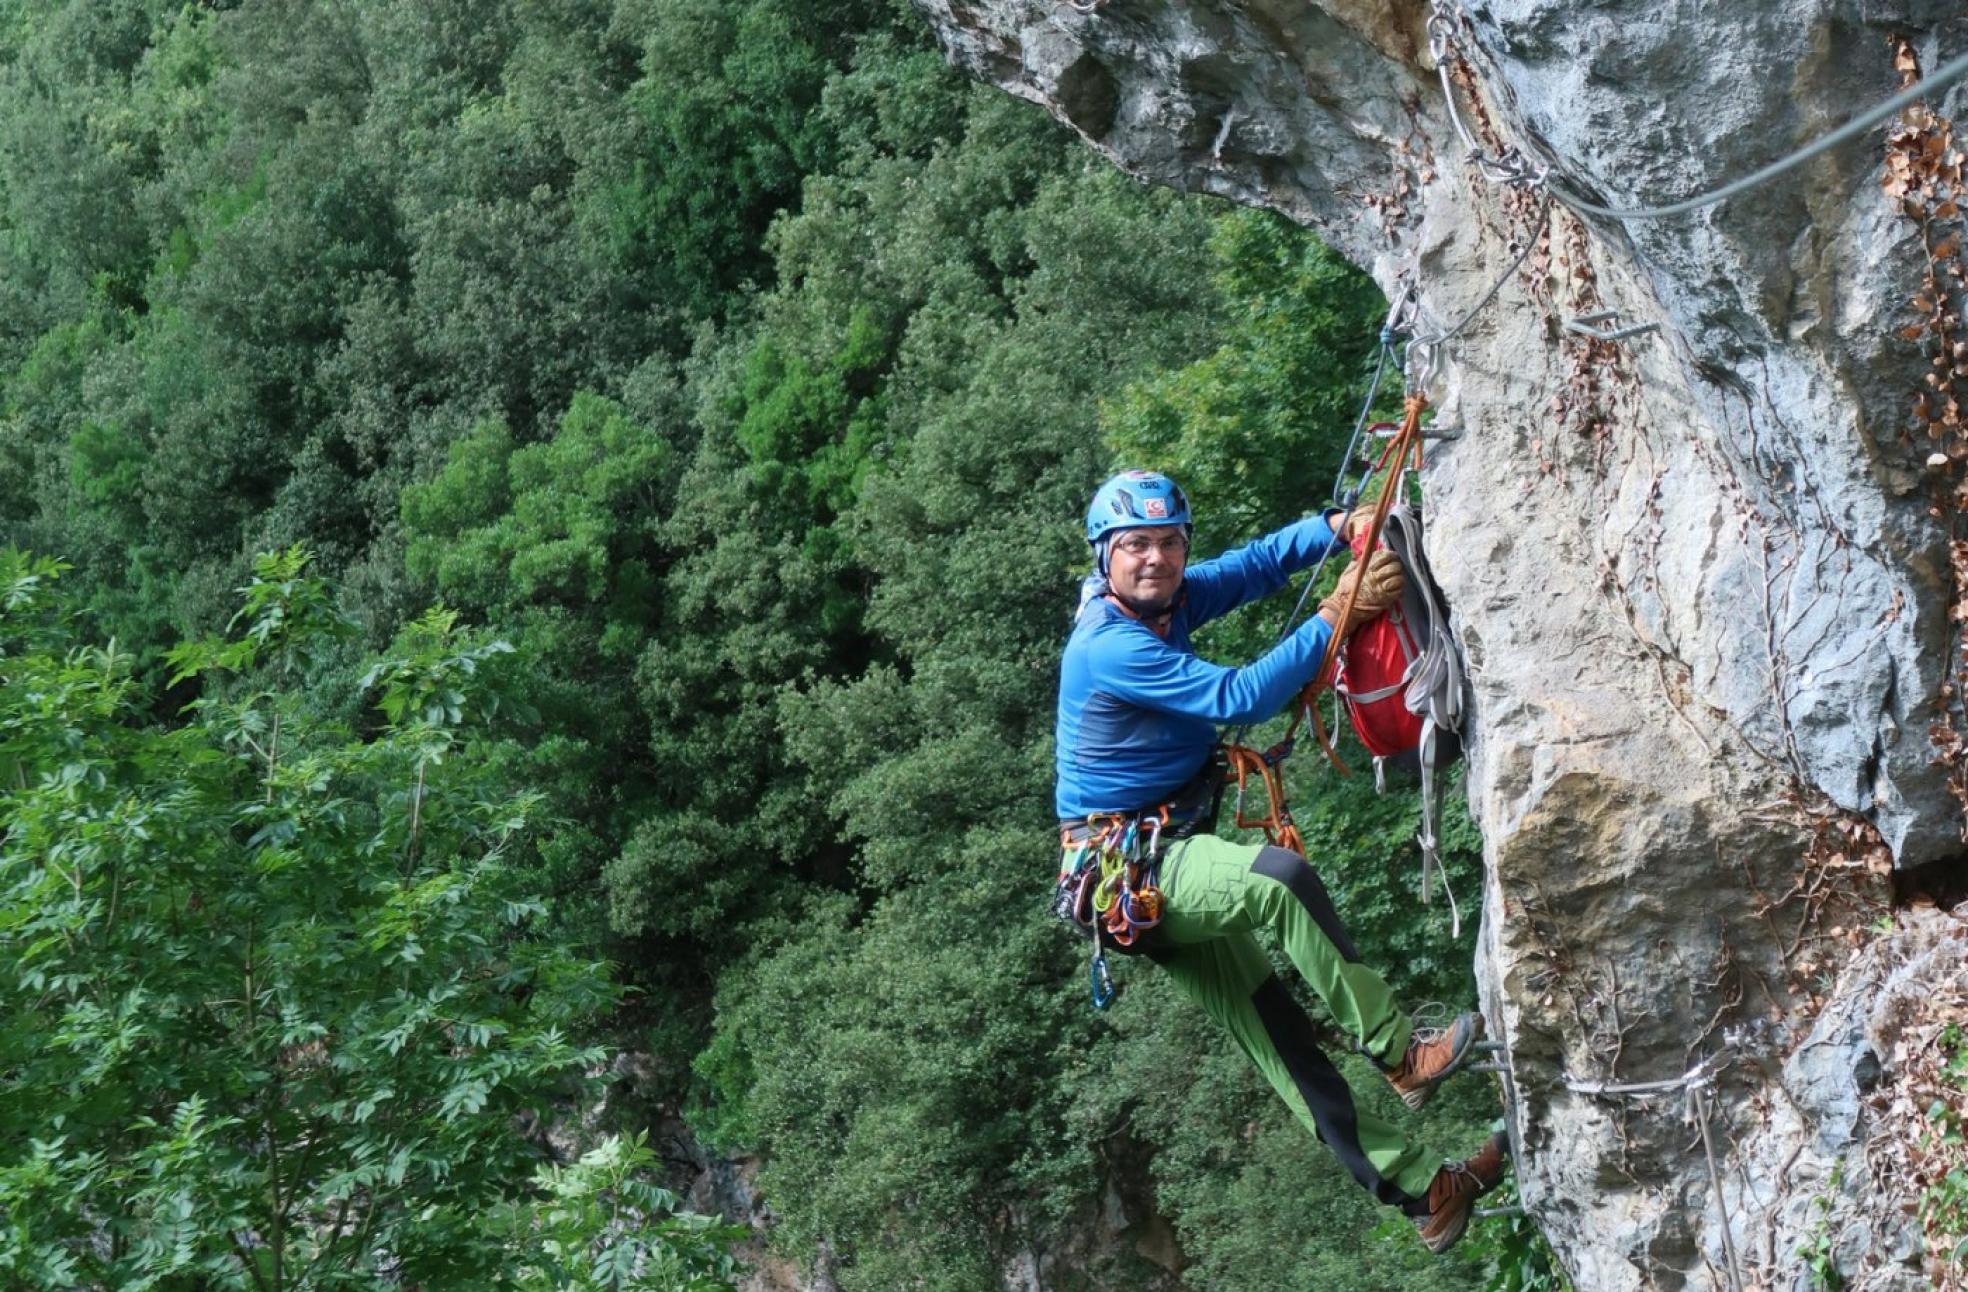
[{"x1": 0, "y1": 2, "x2": 1543, "y2": 1288}]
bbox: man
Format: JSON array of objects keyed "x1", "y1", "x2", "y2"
[{"x1": 1054, "y1": 468, "x2": 1508, "y2": 1254}]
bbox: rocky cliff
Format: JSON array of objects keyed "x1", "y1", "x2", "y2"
[{"x1": 912, "y1": 1, "x2": 1968, "y2": 1286}]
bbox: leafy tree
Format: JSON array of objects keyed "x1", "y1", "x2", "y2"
[
  {"x1": 399, "y1": 390, "x2": 672, "y2": 925},
  {"x1": 601, "y1": 0, "x2": 914, "y2": 322},
  {"x1": 0, "y1": 549, "x2": 727, "y2": 1289},
  {"x1": 403, "y1": 392, "x2": 667, "y2": 614},
  {"x1": 480, "y1": 1133, "x2": 746, "y2": 1291},
  {"x1": 0, "y1": 2, "x2": 1525, "y2": 1287},
  {"x1": 691, "y1": 86, "x2": 1238, "y2": 1286}
]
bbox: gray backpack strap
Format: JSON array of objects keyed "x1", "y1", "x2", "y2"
[
  {"x1": 1381, "y1": 505, "x2": 1463, "y2": 736},
  {"x1": 1418, "y1": 717, "x2": 1461, "y2": 938},
  {"x1": 1381, "y1": 505, "x2": 1465, "y2": 937}
]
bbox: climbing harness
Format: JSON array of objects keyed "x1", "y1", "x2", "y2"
[
  {"x1": 1427, "y1": 0, "x2": 1968, "y2": 223},
  {"x1": 1563, "y1": 1049, "x2": 1747, "y2": 1292},
  {"x1": 1054, "y1": 753, "x2": 1229, "y2": 1010}
]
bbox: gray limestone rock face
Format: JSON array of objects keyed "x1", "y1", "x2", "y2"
[{"x1": 913, "y1": 0, "x2": 1968, "y2": 1286}]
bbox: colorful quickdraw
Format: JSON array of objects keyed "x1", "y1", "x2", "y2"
[{"x1": 1054, "y1": 807, "x2": 1171, "y2": 1009}]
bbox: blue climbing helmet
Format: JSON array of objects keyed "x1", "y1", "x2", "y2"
[{"x1": 1085, "y1": 469, "x2": 1192, "y2": 548}]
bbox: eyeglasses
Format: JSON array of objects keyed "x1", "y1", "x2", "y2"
[{"x1": 1113, "y1": 534, "x2": 1189, "y2": 559}]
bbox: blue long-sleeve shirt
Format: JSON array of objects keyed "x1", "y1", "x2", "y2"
[{"x1": 1054, "y1": 513, "x2": 1347, "y2": 820}]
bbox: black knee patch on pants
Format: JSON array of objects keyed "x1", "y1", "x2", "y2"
[
  {"x1": 1250, "y1": 973, "x2": 1422, "y2": 1212},
  {"x1": 1251, "y1": 846, "x2": 1362, "y2": 963}
]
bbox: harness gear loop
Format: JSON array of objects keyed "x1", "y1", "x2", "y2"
[{"x1": 1055, "y1": 805, "x2": 1179, "y2": 1007}]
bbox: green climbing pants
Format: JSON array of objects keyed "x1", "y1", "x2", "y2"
[{"x1": 1142, "y1": 832, "x2": 1441, "y2": 1209}]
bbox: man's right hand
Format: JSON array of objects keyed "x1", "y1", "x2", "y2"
[{"x1": 1318, "y1": 549, "x2": 1405, "y2": 631}]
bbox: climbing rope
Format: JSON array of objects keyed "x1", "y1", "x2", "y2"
[
  {"x1": 1429, "y1": 0, "x2": 1968, "y2": 223},
  {"x1": 1563, "y1": 1050, "x2": 1747, "y2": 1292},
  {"x1": 1300, "y1": 393, "x2": 1430, "y2": 742},
  {"x1": 1219, "y1": 285, "x2": 1413, "y2": 757}
]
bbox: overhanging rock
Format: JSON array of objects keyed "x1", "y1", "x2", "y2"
[{"x1": 913, "y1": 1, "x2": 1968, "y2": 1286}]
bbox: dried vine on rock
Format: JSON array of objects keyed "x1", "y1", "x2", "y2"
[
  {"x1": 1445, "y1": 46, "x2": 1552, "y2": 285},
  {"x1": 1361, "y1": 112, "x2": 1436, "y2": 241},
  {"x1": 1887, "y1": 36, "x2": 1968, "y2": 829},
  {"x1": 1856, "y1": 921, "x2": 1968, "y2": 1290},
  {"x1": 1738, "y1": 802, "x2": 1893, "y2": 1008}
]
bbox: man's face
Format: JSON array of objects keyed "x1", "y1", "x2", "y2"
[{"x1": 1107, "y1": 525, "x2": 1189, "y2": 611}]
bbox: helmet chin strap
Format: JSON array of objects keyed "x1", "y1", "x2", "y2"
[
  {"x1": 1109, "y1": 587, "x2": 1176, "y2": 620},
  {"x1": 1104, "y1": 584, "x2": 1182, "y2": 638}
]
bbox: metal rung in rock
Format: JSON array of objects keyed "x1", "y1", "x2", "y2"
[
  {"x1": 1466, "y1": 1060, "x2": 1509, "y2": 1074},
  {"x1": 1371, "y1": 423, "x2": 1463, "y2": 441},
  {"x1": 1475, "y1": 1205, "x2": 1526, "y2": 1220},
  {"x1": 1563, "y1": 309, "x2": 1659, "y2": 343},
  {"x1": 1472, "y1": 1039, "x2": 1506, "y2": 1052}
]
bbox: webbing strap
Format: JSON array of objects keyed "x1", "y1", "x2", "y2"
[{"x1": 1418, "y1": 717, "x2": 1461, "y2": 939}]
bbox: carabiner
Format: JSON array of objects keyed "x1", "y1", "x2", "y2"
[{"x1": 1089, "y1": 947, "x2": 1117, "y2": 1010}]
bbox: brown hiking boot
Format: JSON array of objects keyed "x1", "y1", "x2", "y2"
[
  {"x1": 1385, "y1": 1010, "x2": 1482, "y2": 1110},
  {"x1": 1414, "y1": 1132, "x2": 1511, "y2": 1255}
]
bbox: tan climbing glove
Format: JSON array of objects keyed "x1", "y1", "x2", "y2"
[{"x1": 1319, "y1": 548, "x2": 1405, "y2": 630}]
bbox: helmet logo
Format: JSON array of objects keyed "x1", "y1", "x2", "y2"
[{"x1": 1143, "y1": 497, "x2": 1168, "y2": 518}]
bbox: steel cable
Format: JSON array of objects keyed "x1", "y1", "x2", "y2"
[
  {"x1": 1549, "y1": 47, "x2": 1968, "y2": 221},
  {"x1": 1431, "y1": 0, "x2": 1968, "y2": 223}
]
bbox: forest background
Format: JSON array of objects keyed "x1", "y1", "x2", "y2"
[{"x1": 0, "y1": 1, "x2": 1538, "y2": 1288}]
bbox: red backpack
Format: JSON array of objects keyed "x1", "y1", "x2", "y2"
[{"x1": 1333, "y1": 503, "x2": 1467, "y2": 930}]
